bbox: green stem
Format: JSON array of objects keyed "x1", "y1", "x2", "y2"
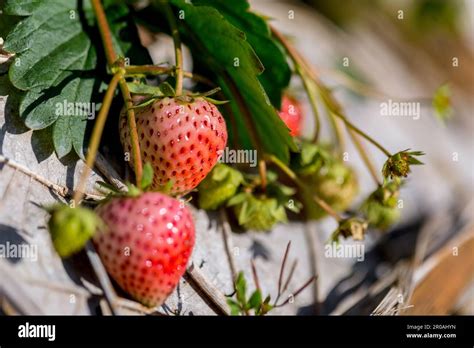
[
  {"x1": 73, "y1": 73, "x2": 122, "y2": 205},
  {"x1": 91, "y1": 0, "x2": 143, "y2": 187},
  {"x1": 319, "y1": 68, "x2": 433, "y2": 103},
  {"x1": 318, "y1": 85, "x2": 392, "y2": 157},
  {"x1": 328, "y1": 111, "x2": 345, "y2": 155},
  {"x1": 297, "y1": 65, "x2": 321, "y2": 143},
  {"x1": 338, "y1": 114, "x2": 391, "y2": 157},
  {"x1": 265, "y1": 154, "x2": 342, "y2": 222},
  {"x1": 161, "y1": 0, "x2": 183, "y2": 95},
  {"x1": 91, "y1": 0, "x2": 117, "y2": 66},
  {"x1": 119, "y1": 78, "x2": 143, "y2": 187},
  {"x1": 347, "y1": 130, "x2": 381, "y2": 186}
]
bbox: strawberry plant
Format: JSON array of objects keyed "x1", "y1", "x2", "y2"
[{"x1": 0, "y1": 0, "x2": 434, "y2": 310}]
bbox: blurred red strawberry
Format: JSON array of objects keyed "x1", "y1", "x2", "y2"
[{"x1": 278, "y1": 94, "x2": 303, "y2": 137}]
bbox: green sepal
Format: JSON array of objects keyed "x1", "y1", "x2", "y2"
[{"x1": 198, "y1": 164, "x2": 243, "y2": 210}]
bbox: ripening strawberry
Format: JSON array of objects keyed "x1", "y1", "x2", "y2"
[
  {"x1": 278, "y1": 94, "x2": 303, "y2": 137},
  {"x1": 120, "y1": 97, "x2": 227, "y2": 195},
  {"x1": 93, "y1": 192, "x2": 195, "y2": 307}
]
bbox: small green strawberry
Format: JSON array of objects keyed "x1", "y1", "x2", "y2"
[
  {"x1": 47, "y1": 204, "x2": 102, "y2": 258},
  {"x1": 198, "y1": 164, "x2": 243, "y2": 210},
  {"x1": 361, "y1": 181, "x2": 401, "y2": 230}
]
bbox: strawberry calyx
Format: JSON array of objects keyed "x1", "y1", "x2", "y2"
[
  {"x1": 97, "y1": 163, "x2": 178, "y2": 201},
  {"x1": 46, "y1": 204, "x2": 103, "y2": 258},
  {"x1": 227, "y1": 171, "x2": 301, "y2": 231},
  {"x1": 127, "y1": 81, "x2": 227, "y2": 109},
  {"x1": 198, "y1": 163, "x2": 244, "y2": 210}
]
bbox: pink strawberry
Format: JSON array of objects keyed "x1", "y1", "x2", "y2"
[
  {"x1": 93, "y1": 192, "x2": 195, "y2": 307},
  {"x1": 120, "y1": 97, "x2": 228, "y2": 195},
  {"x1": 278, "y1": 94, "x2": 303, "y2": 137}
]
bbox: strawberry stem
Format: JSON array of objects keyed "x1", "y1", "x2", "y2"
[
  {"x1": 347, "y1": 129, "x2": 382, "y2": 186},
  {"x1": 91, "y1": 0, "x2": 117, "y2": 66},
  {"x1": 317, "y1": 86, "x2": 392, "y2": 157},
  {"x1": 258, "y1": 160, "x2": 267, "y2": 190},
  {"x1": 73, "y1": 72, "x2": 122, "y2": 205},
  {"x1": 161, "y1": 0, "x2": 184, "y2": 96},
  {"x1": 328, "y1": 110, "x2": 345, "y2": 155},
  {"x1": 295, "y1": 59, "x2": 321, "y2": 143},
  {"x1": 91, "y1": 0, "x2": 143, "y2": 187},
  {"x1": 119, "y1": 79, "x2": 143, "y2": 187}
]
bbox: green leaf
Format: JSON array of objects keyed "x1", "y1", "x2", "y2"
[
  {"x1": 202, "y1": 96, "x2": 229, "y2": 105},
  {"x1": 0, "y1": 3, "x2": 21, "y2": 38},
  {"x1": 169, "y1": 0, "x2": 297, "y2": 163},
  {"x1": 193, "y1": 0, "x2": 291, "y2": 108},
  {"x1": 247, "y1": 289, "x2": 262, "y2": 310},
  {"x1": 127, "y1": 82, "x2": 165, "y2": 96},
  {"x1": 227, "y1": 299, "x2": 242, "y2": 316},
  {"x1": 158, "y1": 81, "x2": 176, "y2": 96},
  {"x1": 52, "y1": 112, "x2": 89, "y2": 159},
  {"x1": 234, "y1": 271, "x2": 247, "y2": 306},
  {"x1": 3, "y1": 0, "x2": 152, "y2": 157},
  {"x1": 131, "y1": 96, "x2": 161, "y2": 109},
  {"x1": 3, "y1": 0, "x2": 44, "y2": 16},
  {"x1": 141, "y1": 162, "x2": 154, "y2": 190}
]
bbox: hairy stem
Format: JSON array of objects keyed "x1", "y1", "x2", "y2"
[
  {"x1": 338, "y1": 113, "x2": 391, "y2": 157},
  {"x1": 348, "y1": 130, "x2": 381, "y2": 186},
  {"x1": 73, "y1": 73, "x2": 122, "y2": 205},
  {"x1": 161, "y1": 0, "x2": 184, "y2": 95},
  {"x1": 119, "y1": 78, "x2": 143, "y2": 187},
  {"x1": 328, "y1": 111, "x2": 345, "y2": 155},
  {"x1": 91, "y1": 0, "x2": 143, "y2": 187},
  {"x1": 91, "y1": 0, "x2": 117, "y2": 66}
]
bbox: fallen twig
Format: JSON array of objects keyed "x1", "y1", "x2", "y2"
[
  {"x1": 219, "y1": 208, "x2": 238, "y2": 283},
  {"x1": 0, "y1": 155, "x2": 103, "y2": 201},
  {"x1": 184, "y1": 263, "x2": 230, "y2": 315}
]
